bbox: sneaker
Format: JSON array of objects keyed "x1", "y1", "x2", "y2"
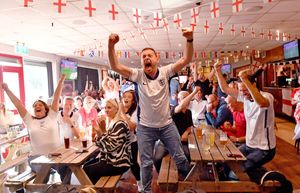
[{"x1": 137, "y1": 180, "x2": 143, "y2": 192}]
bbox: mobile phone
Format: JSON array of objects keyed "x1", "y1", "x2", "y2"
[
  {"x1": 227, "y1": 153, "x2": 242, "y2": 158},
  {"x1": 75, "y1": 149, "x2": 88, "y2": 153},
  {"x1": 48, "y1": 153, "x2": 62, "y2": 157}
]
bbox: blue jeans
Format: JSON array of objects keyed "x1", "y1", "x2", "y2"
[
  {"x1": 137, "y1": 122, "x2": 190, "y2": 193},
  {"x1": 239, "y1": 144, "x2": 276, "y2": 172}
]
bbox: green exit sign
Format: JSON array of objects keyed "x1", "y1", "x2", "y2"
[{"x1": 15, "y1": 43, "x2": 29, "y2": 55}]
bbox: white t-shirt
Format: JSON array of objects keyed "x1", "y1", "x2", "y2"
[
  {"x1": 23, "y1": 109, "x2": 61, "y2": 155},
  {"x1": 57, "y1": 111, "x2": 82, "y2": 143},
  {"x1": 129, "y1": 65, "x2": 174, "y2": 128},
  {"x1": 189, "y1": 99, "x2": 207, "y2": 122},
  {"x1": 238, "y1": 91, "x2": 276, "y2": 150},
  {"x1": 127, "y1": 109, "x2": 137, "y2": 143}
]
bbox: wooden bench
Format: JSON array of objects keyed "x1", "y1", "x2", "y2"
[
  {"x1": 25, "y1": 174, "x2": 122, "y2": 193},
  {"x1": 157, "y1": 155, "x2": 178, "y2": 192},
  {"x1": 4, "y1": 170, "x2": 36, "y2": 192}
]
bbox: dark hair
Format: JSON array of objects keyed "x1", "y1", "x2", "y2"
[
  {"x1": 141, "y1": 47, "x2": 157, "y2": 55},
  {"x1": 32, "y1": 100, "x2": 49, "y2": 117},
  {"x1": 123, "y1": 90, "x2": 137, "y2": 116}
]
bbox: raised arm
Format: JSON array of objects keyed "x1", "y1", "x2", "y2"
[
  {"x1": 172, "y1": 28, "x2": 194, "y2": 73},
  {"x1": 51, "y1": 74, "x2": 66, "y2": 112},
  {"x1": 108, "y1": 77, "x2": 120, "y2": 92},
  {"x1": 108, "y1": 34, "x2": 132, "y2": 78},
  {"x1": 1, "y1": 83, "x2": 27, "y2": 118},
  {"x1": 238, "y1": 69, "x2": 269, "y2": 107},
  {"x1": 102, "y1": 77, "x2": 109, "y2": 92},
  {"x1": 175, "y1": 86, "x2": 200, "y2": 114},
  {"x1": 214, "y1": 61, "x2": 238, "y2": 98}
]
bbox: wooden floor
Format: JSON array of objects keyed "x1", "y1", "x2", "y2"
[{"x1": 116, "y1": 117, "x2": 300, "y2": 193}]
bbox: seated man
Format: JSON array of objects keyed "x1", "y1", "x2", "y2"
[
  {"x1": 223, "y1": 95, "x2": 246, "y2": 146},
  {"x1": 205, "y1": 94, "x2": 233, "y2": 129},
  {"x1": 189, "y1": 88, "x2": 207, "y2": 126},
  {"x1": 214, "y1": 61, "x2": 276, "y2": 173},
  {"x1": 154, "y1": 87, "x2": 200, "y2": 173}
]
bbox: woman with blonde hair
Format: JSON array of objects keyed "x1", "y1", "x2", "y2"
[
  {"x1": 83, "y1": 98, "x2": 131, "y2": 184},
  {"x1": 0, "y1": 102, "x2": 14, "y2": 133}
]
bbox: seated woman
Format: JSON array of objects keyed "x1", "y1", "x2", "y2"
[{"x1": 83, "y1": 98, "x2": 131, "y2": 184}]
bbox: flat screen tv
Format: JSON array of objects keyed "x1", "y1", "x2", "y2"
[
  {"x1": 284, "y1": 40, "x2": 299, "y2": 60},
  {"x1": 60, "y1": 59, "x2": 78, "y2": 80},
  {"x1": 221, "y1": 64, "x2": 231, "y2": 74}
]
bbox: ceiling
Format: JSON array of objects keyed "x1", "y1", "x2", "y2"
[{"x1": 0, "y1": 0, "x2": 300, "y2": 67}]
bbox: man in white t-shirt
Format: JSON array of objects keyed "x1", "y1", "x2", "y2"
[
  {"x1": 108, "y1": 28, "x2": 194, "y2": 193},
  {"x1": 214, "y1": 61, "x2": 276, "y2": 173}
]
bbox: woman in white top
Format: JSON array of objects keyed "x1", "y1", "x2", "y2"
[
  {"x1": 102, "y1": 76, "x2": 119, "y2": 100},
  {"x1": 1, "y1": 75, "x2": 65, "y2": 173}
]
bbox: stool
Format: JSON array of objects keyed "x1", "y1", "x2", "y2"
[{"x1": 295, "y1": 139, "x2": 300, "y2": 154}]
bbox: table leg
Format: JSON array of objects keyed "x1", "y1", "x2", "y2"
[
  {"x1": 33, "y1": 165, "x2": 51, "y2": 184},
  {"x1": 69, "y1": 165, "x2": 93, "y2": 185}
]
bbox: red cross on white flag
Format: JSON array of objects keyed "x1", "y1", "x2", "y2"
[
  {"x1": 219, "y1": 22, "x2": 224, "y2": 35},
  {"x1": 190, "y1": 22, "x2": 196, "y2": 31},
  {"x1": 153, "y1": 12, "x2": 162, "y2": 27},
  {"x1": 210, "y1": 1, "x2": 220, "y2": 19},
  {"x1": 282, "y1": 32, "x2": 287, "y2": 41},
  {"x1": 230, "y1": 24, "x2": 236, "y2": 36},
  {"x1": 260, "y1": 30, "x2": 265, "y2": 39},
  {"x1": 263, "y1": 0, "x2": 273, "y2": 3},
  {"x1": 287, "y1": 33, "x2": 291, "y2": 41},
  {"x1": 132, "y1": 8, "x2": 142, "y2": 24},
  {"x1": 173, "y1": 13, "x2": 182, "y2": 29},
  {"x1": 53, "y1": 0, "x2": 66, "y2": 13},
  {"x1": 252, "y1": 61, "x2": 261, "y2": 70},
  {"x1": 204, "y1": 20, "x2": 209, "y2": 34},
  {"x1": 162, "y1": 18, "x2": 169, "y2": 32},
  {"x1": 139, "y1": 28, "x2": 146, "y2": 39},
  {"x1": 232, "y1": 0, "x2": 243, "y2": 13},
  {"x1": 276, "y1": 31, "x2": 280, "y2": 41},
  {"x1": 191, "y1": 8, "x2": 199, "y2": 24},
  {"x1": 109, "y1": 4, "x2": 119, "y2": 20},
  {"x1": 268, "y1": 30, "x2": 273, "y2": 40},
  {"x1": 24, "y1": 0, "x2": 33, "y2": 7},
  {"x1": 251, "y1": 27, "x2": 256, "y2": 38},
  {"x1": 241, "y1": 26, "x2": 246, "y2": 37},
  {"x1": 85, "y1": 0, "x2": 96, "y2": 17}
]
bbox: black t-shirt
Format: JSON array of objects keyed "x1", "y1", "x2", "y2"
[{"x1": 171, "y1": 108, "x2": 193, "y2": 137}]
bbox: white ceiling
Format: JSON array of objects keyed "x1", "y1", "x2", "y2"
[{"x1": 0, "y1": 0, "x2": 299, "y2": 67}]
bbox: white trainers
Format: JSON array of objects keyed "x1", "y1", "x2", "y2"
[{"x1": 137, "y1": 180, "x2": 143, "y2": 192}]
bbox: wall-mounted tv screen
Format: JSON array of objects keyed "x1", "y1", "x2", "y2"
[
  {"x1": 60, "y1": 59, "x2": 78, "y2": 80},
  {"x1": 221, "y1": 64, "x2": 231, "y2": 74},
  {"x1": 284, "y1": 40, "x2": 299, "y2": 60}
]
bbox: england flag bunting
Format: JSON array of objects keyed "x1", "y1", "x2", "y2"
[
  {"x1": 153, "y1": 12, "x2": 162, "y2": 27},
  {"x1": 132, "y1": 8, "x2": 142, "y2": 24},
  {"x1": 173, "y1": 13, "x2": 182, "y2": 29},
  {"x1": 204, "y1": 20, "x2": 209, "y2": 34},
  {"x1": 251, "y1": 27, "x2": 256, "y2": 38},
  {"x1": 210, "y1": 1, "x2": 220, "y2": 19},
  {"x1": 241, "y1": 26, "x2": 246, "y2": 37},
  {"x1": 219, "y1": 22, "x2": 224, "y2": 35},
  {"x1": 232, "y1": 0, "x2": 243, "y2": 13},
  {"x1": 162, "y1": 18, "x2": 169, "y2": 32},
  {"x1": 190, "y1": 8, "x2": 199, "y2": 24},
  {"x1": 230, "y1": 24, "x2": 236, "y2": 36}
]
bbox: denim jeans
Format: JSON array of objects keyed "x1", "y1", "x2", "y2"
[
  {"x1": 239, "y1": 144, "x2": 276, "y2": 172},
  {"x1": 137, "y1": 122, "x2": 190, "y2": 193}
]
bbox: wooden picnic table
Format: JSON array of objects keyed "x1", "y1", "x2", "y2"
[
  {"x1": 26, "y1": 139, "x2": 102, "y2": 192},
  {"x1": 158, "y1": 126, "x2": 276, "y2": 192}
]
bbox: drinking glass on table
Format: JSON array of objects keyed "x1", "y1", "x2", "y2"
[{"x1": 220, "y1": 131, "x2": 228, "y2": 148}]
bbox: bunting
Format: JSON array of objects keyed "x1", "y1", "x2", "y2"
[
  {"x1": 85, "y1": 0, "x2": 96, "y2": 17},
  {"x1": 210, "y1": 1, "x2": 220, "y2": 19},
  {"x1": 162, "y1": 18, "x2": 169, "y2": 32},
  {"x1": 232, "y1": 0, "x2": 243, "y2": 13},
  {"x1": 132, "y1": 8, "x2": 142, "y2": 24},
  {"x1": 219, "y1": 22, "x2": 224, "y2": 35},
  {"x1": 204, "y1": 20, "x2": 209, "y2": 34},
  {"x1": 109, "y1": 4, "x2": 118, "y2": 20},
  {"x1": 173, "y1": 13, "x2": 182, "y2": 29},
  {"x1": 53, "y1": 0, "x2": 66, "y2": 13},
  {"x1": 24, "y1": 0, "x2": 33, "y2": 7},
  {"x1": 153, "y1": 12, "x2": 162, "y2": 27}
]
